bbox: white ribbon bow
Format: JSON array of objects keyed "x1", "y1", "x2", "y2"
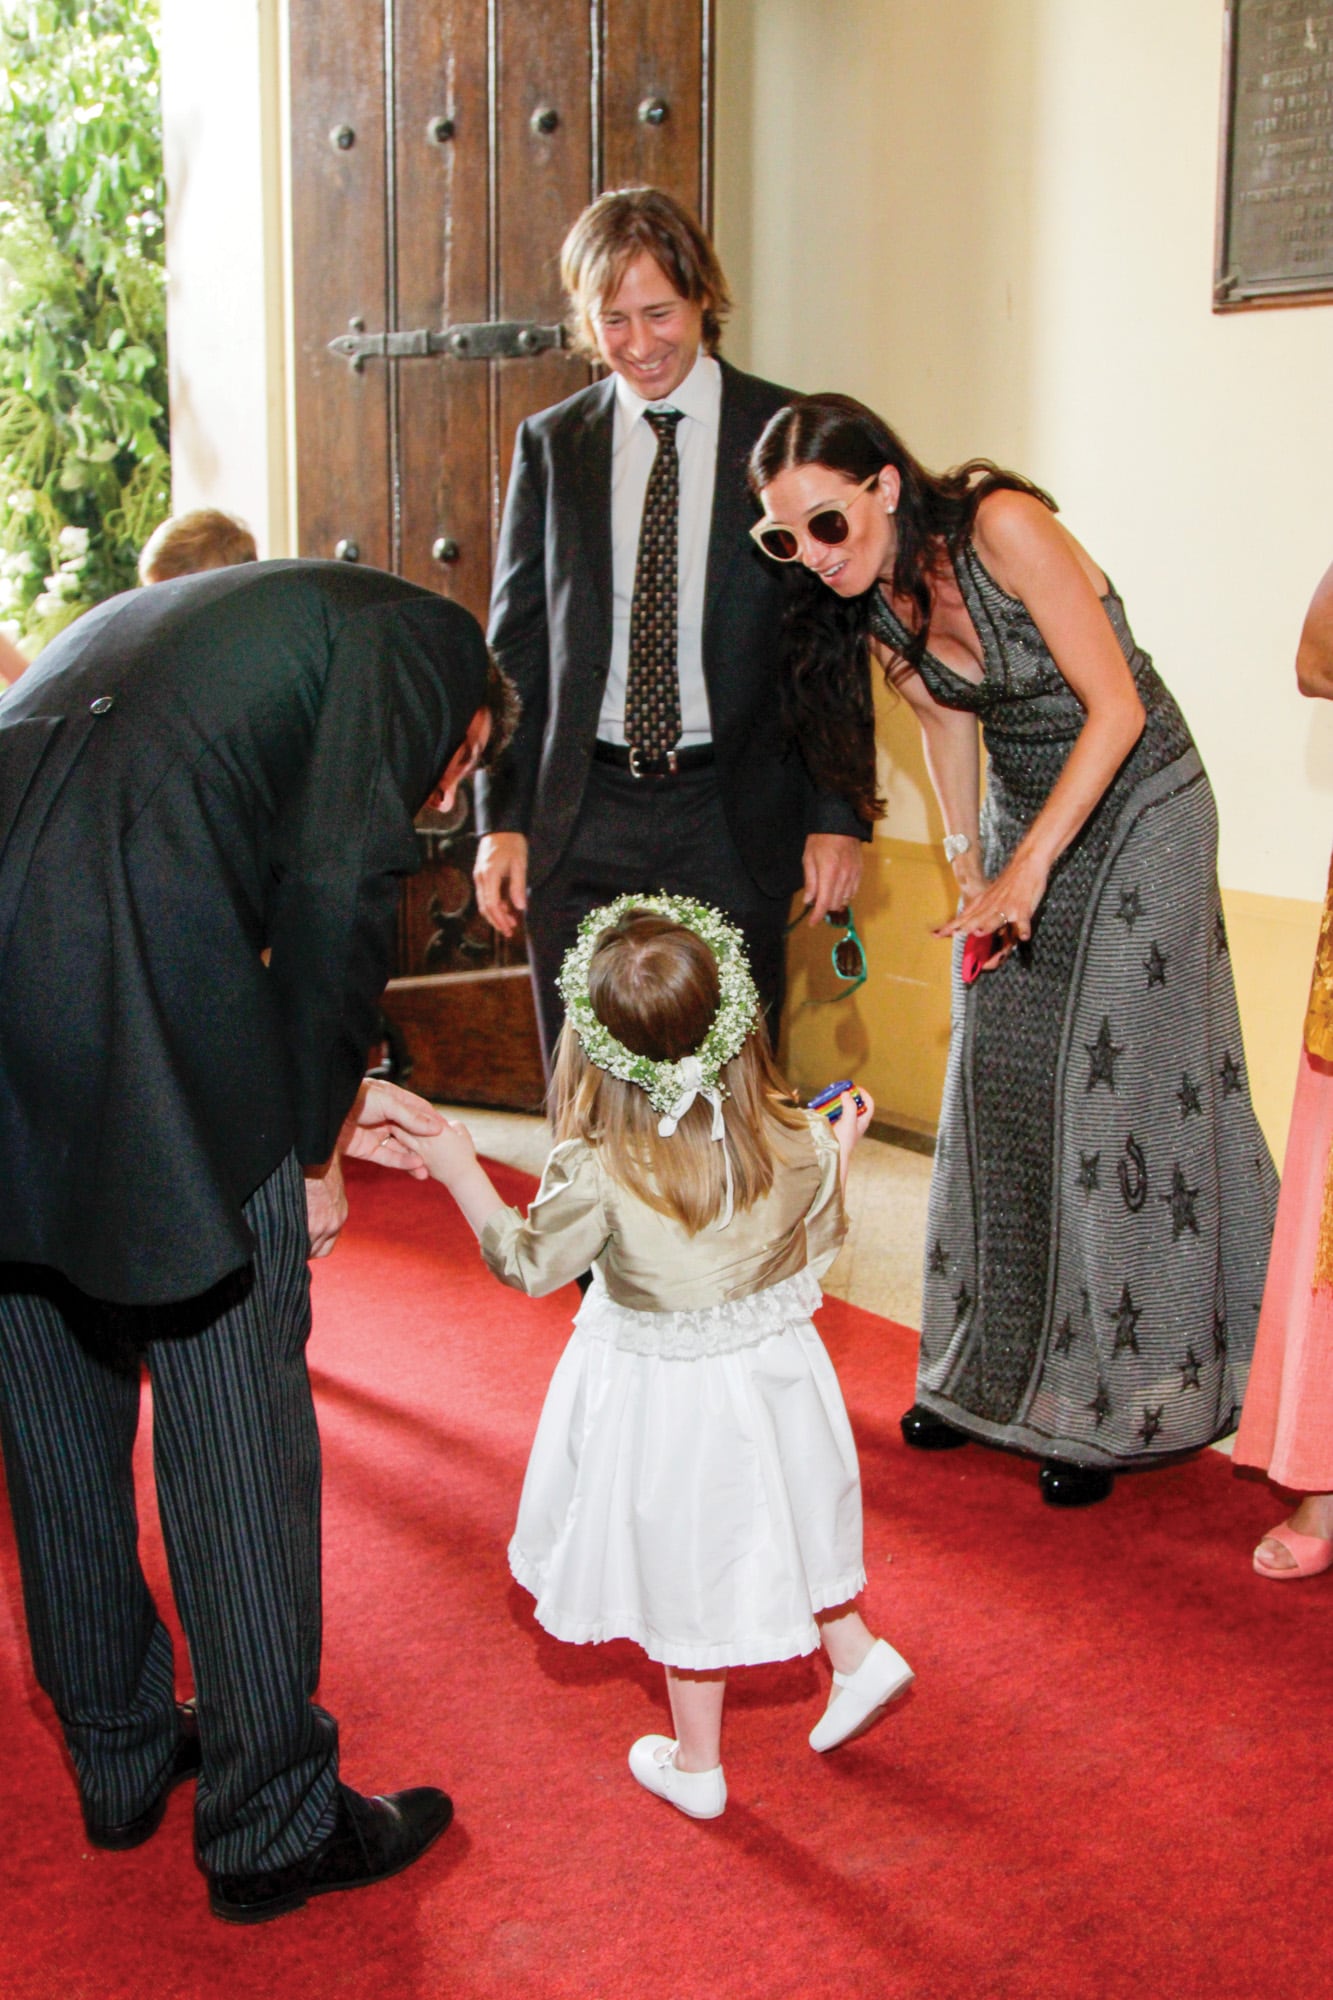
[{"x1": 657, "y1": 1057, "x2": 735, "y2": 1229}]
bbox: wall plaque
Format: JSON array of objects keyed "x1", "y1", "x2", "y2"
[{"x1": 1215, "y1": 0, "x2": 1333, "y2": 308}]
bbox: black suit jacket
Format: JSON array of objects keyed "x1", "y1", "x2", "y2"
[
  {"x1": 476, "y1": 357, "x2": 864, "y2": 894},
  {"x1": 0, "y1": 560, "x2": 487, "y2": 1305}
]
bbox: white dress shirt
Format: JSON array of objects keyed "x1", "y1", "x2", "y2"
[{"x1": 597, "y1": 350, "x2": 721, "y2": 748}]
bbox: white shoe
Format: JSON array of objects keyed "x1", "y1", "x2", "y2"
[
  {"x1": 628, "y1": 1736, "x2": 726, "y2": 1819},
  {"x1": 809, "y1": 1638, "x2": 914, "y2": 1752}
]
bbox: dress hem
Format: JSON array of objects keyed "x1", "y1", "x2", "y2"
[
  {"x1": 914, "y1": 1390, "x2": 1235, "y2": 1471},
  {"x1": 508, "y1": 1545, "x2": 867, "y2": 1669}
]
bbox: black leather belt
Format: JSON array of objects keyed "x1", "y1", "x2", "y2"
[{"x1": 593, "y1": 740, "x2": 716, "y2": 778}]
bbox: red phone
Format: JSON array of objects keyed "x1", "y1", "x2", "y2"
[{"x1": 961, "y1": 932, "x2": 999, "y2": 985}]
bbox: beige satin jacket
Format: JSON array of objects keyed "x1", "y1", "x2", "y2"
[{"x1": 480, "y1": 1111, "x2": 846, "y2": 1313}]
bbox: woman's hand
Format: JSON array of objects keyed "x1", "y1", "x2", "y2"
[{"x1": 935, "y1": 848, "x2": 1050, "y2": 969}]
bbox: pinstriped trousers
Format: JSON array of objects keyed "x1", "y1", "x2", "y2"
[{"x1": 0, "y1": 1153, "x2": 340, "y2": 1873}]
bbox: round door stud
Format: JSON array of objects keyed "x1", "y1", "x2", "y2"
[
  {"x1": 638, "y1": 97, "x2": 668, "y2": 126},
  {"x1": 334, "y1": 539, "x2": 361, "y2": 562},
  {"x1": 330, "y1": 124, "x2": 356, "y2": 151},
  {"x1": 428, "y1": 116, "x2": 455, "y2": 144},
  {"x1": 432, "y1": 537, "x2": 461, "y2": 565},
  {"x1": 531, "y1": 105, "x2": 559, "y2": 136}
]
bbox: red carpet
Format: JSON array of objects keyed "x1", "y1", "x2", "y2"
[{"x1": 1, "y1": 1156, "x2": 1328, "y2": 1999}]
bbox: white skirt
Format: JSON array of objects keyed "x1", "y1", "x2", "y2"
[{"x1": 508, "y1": 1269, "x2": 867, "y2": 1669}]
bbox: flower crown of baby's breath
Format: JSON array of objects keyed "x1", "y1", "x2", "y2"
[{"x1": 556, "y1": 893, "x2": 760, "y2": 1118}]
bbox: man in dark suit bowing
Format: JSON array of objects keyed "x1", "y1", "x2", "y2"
[
  {"x1": 474, "y1": 186, "x2": 866, "y2": 1068},
  {"x1": 0, "y1": 560, "x2": 514, "y2": 1923}
]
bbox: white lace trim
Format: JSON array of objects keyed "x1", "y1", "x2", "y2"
[{"x1": 573, "y1": 1266, "x2": 823, "y2": 1358}]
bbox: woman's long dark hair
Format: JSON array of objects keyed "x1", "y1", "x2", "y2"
[{"x1": 748, "y1": 394, "x2": 1056, "y2": 822}]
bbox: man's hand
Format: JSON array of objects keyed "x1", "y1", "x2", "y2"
[
  {"x1": 474, "y1": 832, "x2": 529, "y2": 938},
  {"x1": 800, "y1": 834, "x2": 864, "y2": 926},
  {"x1": 304, "y1": 1153, "x2": 348, "y2": 1259},
  {"x1": 339, "y1": 1078, "x2": 446, "y2": 1178}
]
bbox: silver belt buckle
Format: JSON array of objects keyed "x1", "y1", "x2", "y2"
[{"x1": 627, "y1": 745, "x2": 679, "y2": 778}]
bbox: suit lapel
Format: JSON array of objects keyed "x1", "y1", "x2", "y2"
[
  {"x1": 563, "y1": 375, "x2": 616, "y2": 636},
  {"x1": 703, "y1": 360, "x2": 762, "y2": 647}
]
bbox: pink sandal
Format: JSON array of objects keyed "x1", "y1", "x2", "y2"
[{"x1": 1253, "y1": 1520, "x2": 1333, "y2": 1580}]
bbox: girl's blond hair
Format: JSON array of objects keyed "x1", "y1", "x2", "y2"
[{"x1": 549, "y1": 911, "x2": 806, "y2": 1234}]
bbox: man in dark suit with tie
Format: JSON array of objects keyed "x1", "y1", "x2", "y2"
[
  {"x1": 0, "y1": 560, "x2": 513, "y2": 1922},
  {"x1": 474, "y1": 186, "x2": 867, "y2": 1069}
]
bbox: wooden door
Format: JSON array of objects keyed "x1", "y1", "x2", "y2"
[{"x1": 288, "y1": 0, "x2": 713, "y2": 1110}]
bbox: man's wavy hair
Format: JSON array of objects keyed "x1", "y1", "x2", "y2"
[
  {"x1": 748, "y1": 394, "x2": 1056, "y2": 823},
  {"x1": 560, "y1": 186, "x2": 732, "y2": 361}
]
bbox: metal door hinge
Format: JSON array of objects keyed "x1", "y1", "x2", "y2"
[{"x1": 329, "y1": 320, "x2": 567, "y2": 369}]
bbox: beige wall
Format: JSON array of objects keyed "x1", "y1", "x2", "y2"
[
  {"x1": 159, "y1": 0, "x2": 291, "y2": 556},
  {"x1": 720, "y1": 0, "x2": 1333, "y2": 1158}
]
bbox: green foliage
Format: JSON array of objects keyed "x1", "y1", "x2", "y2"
[{"x1": 0, "y1": 0, "x2": 168, "y2": 646}]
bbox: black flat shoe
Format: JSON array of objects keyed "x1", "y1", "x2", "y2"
[
  {"x1": 83, "y1": 1699, "x2": 202, "y2": 1850},
  {"x1": 899, "y1": 1403, "x2": 971, "y2": 1451},
  {"x1": 208, "y1": 1781, "x2": 453, "y2": 1925},
  {"x1": 1039, "y1": 1460, "x2": 1114, "y2": 1508}
]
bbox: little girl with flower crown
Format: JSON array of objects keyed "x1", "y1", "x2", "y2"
[{"x1": 394, "y1": 895, "x2": 913, "y2": 1819}]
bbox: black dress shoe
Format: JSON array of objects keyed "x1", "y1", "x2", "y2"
[
  {"x1": 1039, "y1": 1459, "x2": 1114, "y2": 1507},
  {"x1": 83, "y1": 1700, "x2": 202, "y2": 1850},
  {"x1": 208, "y1": 1781, "x2": 454, "y2": 1925},
  {"x1": 899, "y1": 1403, "x2": 971, "y2": 1451}
]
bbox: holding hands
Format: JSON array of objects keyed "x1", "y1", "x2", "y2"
[
  {"x1": 389, "y1": 1106, "x2": 507, "y2": 1237},
  {"x1": 304, "y1": 1078, "x2": 449, "y2": 1259}
]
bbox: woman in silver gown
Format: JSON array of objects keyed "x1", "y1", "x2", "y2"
[{"x1": 749, "y1": 394, "x2": 1277, "y2": 1505}]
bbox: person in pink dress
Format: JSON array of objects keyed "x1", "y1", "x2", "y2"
[{"x1": 1234, "y1": 559, "x2": 1333, "y2": 1576}]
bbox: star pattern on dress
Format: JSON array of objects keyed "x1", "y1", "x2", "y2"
[
  {"x1": 1212, "y1": 1305, "x2": 1229, "y2": 1357},
  {"x1": 1219, "y1": 1051, "x2": 1242, "y2": 1097},
  {"x1": 1176, "y1": 1071, "x2": 1202, "y2": 1120},
  {"x1": 1214, "y1": 909, "x2": 1229, "y2": 957},
  {"x1": 928, "y1": 1239, "x2": 948, "y2": 1278},
  {"x1": 1144, "y1": 941, "x2": 1169, "y2": 988},
  {"x1": 1179, "y1": 1347, "x2": 1203, "y2": 1390},
  {"x1": 953, "y1": 1281, "x2": 971, "y2": 1325},
  {"x1": 1085, "y1": 1017, "x2": 1124, "y2": 1093},
  {"x1": 1138, "y1": 1404, "x2": 1165, "y2": 1446},
  {"x1": 1115, "y1": 887, "x2": 1144, "y2": 930},
  {"x1": 1159, "y1": 1162, "x2": 1201, "y2": 1240},
  {"x1": 1054, "y1": 1313, "x2": 1075, "y2": 1355},
  {"x1": 1109, "y1": 1283, "x2": 1142, "y2": 1355},
  {"x1": 1077, "y1": 1151, "x2": 1100, "y2": 1194},
  {"x1": 1087, "y1": 1382, "x2": 1112, "y2": 1427}
]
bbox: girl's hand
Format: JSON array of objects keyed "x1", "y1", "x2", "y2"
[
  {"x1": 391, "y1": 1115, "x2": 479, "y2": 1188},
  {"x1": 935, "y1": 849, "x2": 1050, "y2": 970},
  {"x1": 834, "y1": 1086, "x2": 875, "y2": 1187}
]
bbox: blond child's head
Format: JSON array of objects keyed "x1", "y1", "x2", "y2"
[
  {"x1": 551, "y1": 904, "x2": 804, "y2": 1233},
  {"x1": 139, "y1": 509, "x2": 258, "y2": 585}
]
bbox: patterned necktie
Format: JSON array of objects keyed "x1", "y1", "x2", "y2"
[{"x1": 624, "y1": 407, "x2": 684, "y2": 757}]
